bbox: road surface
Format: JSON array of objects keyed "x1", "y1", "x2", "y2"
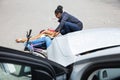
[{"x1": 0, "y1": 0, "x2": 120, "y2": 50}]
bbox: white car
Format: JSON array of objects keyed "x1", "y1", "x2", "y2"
[{"x1": 1, "y1": 28, "x2": 120, "y2": 80}]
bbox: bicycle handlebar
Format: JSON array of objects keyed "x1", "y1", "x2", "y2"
[
  {"x1": 27, "y1": 29, "x2": 32, "y2": 38},
  {"x1": 24, "y1": 29, "x2": 32, "y2": 51}
]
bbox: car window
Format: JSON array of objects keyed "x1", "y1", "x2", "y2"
[
  {"x1": 88, "y1": 68, "x2": 120, "y2": 80},
  {"x1": 0, "y1": 63, "x2": 31, "y2": 80}
]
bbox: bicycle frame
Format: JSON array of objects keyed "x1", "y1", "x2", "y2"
[{"x1": 24, "y1": 29, "x2": 47, "y2": 58}]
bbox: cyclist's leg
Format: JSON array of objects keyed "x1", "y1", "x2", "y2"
[
  {"x1": 26, "y1": 37, "x2": 45, "y2": 50},
  {"x1": 30, "y1": 37, "x2": 45, "y2": 44},
  {"x1": 44, "y1": 36, "x2": 52, "y2": 48},
  {"x1": 26, "y1": 36, "x2": 52, "y2": 49}
]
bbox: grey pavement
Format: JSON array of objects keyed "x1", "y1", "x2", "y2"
[{"x1": 0, "y1": 0, "x2": 120, "y2": 50}]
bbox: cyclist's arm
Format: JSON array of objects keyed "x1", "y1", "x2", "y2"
[{"x1": 16, "y1": 33, "x2": 42, "y2": 43}]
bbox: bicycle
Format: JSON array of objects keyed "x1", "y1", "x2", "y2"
[{"x1": 24, "y1": 29, "x2": 47, "y2": 58}]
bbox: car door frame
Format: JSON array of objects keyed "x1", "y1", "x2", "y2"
[
  {"x1": 80, "y1": 52, "x2": 120, "y2": 80},
  {"x1": 0, "y1": 46, "x2": 68, "y2": 80}
]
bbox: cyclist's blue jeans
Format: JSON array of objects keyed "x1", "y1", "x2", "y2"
[
  {"x1": 26, "y1": 36, "x2": 52, "y2": 50},
  {"x1": 60, "y1": 22, "x2": 83, "y2": 35}
]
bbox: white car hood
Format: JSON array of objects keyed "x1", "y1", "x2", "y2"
[{"x1": 47, "y1": 28, "x2": 120, "y2": 67}]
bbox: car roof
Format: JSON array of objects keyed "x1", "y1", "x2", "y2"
[{"x1": 47, "y1": 28, "x2": 120, "y2": 66}]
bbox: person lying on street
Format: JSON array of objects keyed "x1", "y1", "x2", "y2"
[{"x1": 16, "y1": 29, "x2": 59, "y2": 50}]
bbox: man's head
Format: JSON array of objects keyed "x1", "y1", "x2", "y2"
[{"x1": 55, "y1": 5, "x2": 63, "y2": 19}]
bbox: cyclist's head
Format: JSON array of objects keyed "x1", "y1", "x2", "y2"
[{"x1": 39, "y1": 30, "x2": 45, "y2": 33}]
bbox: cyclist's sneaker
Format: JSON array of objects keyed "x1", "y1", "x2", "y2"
[{"x1": 27, "y1": 44, "x2": 34, "y2": 52}]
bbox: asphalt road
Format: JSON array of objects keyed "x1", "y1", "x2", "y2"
[{"x1": 0, "y1": 0, "x2": 120, "y2": 50}]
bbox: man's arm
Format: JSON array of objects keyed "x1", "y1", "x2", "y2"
[{"x1": 55, "y1": 13, "x2": 69, "y2": 32}]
